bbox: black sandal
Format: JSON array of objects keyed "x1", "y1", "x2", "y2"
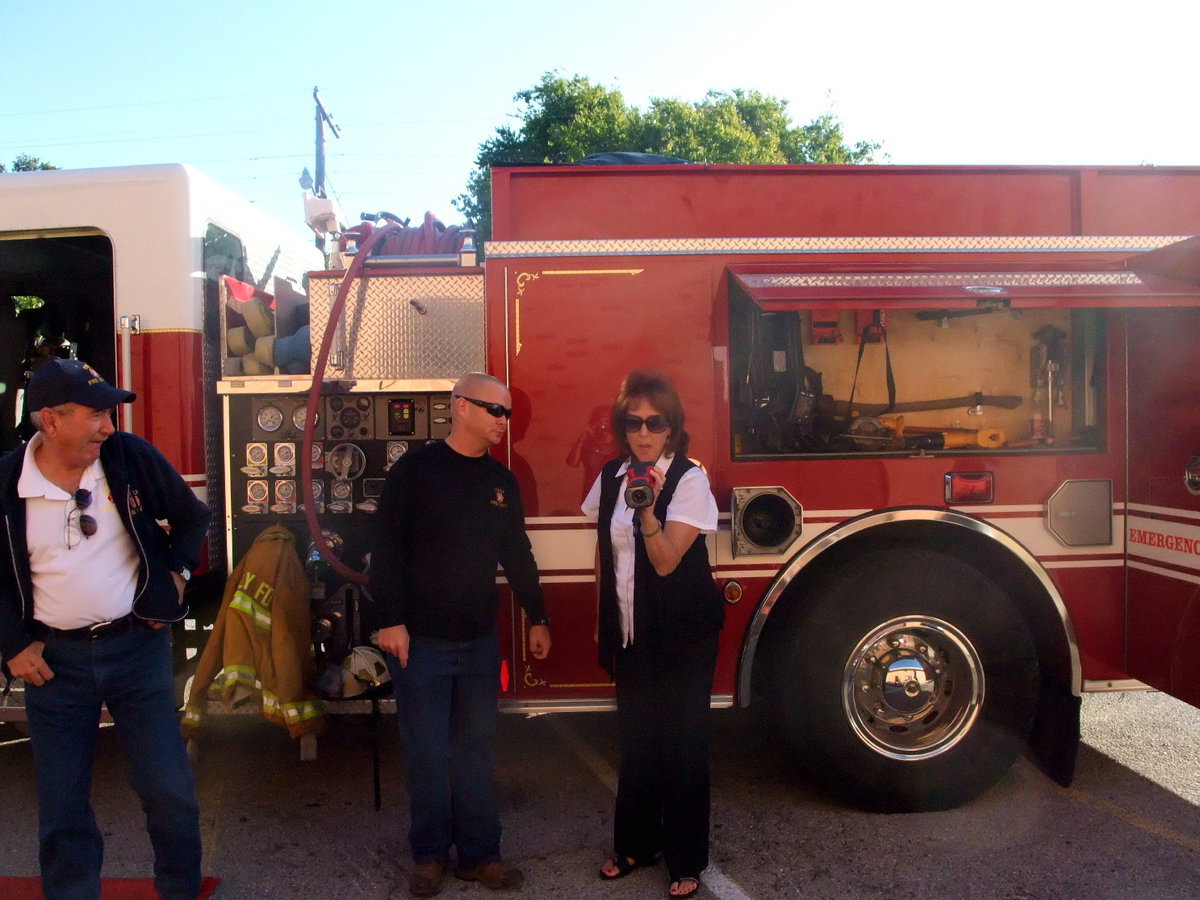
[
  {"x1": 669, "y1": 875, "x2": 701, "y2": 897},
  {"x1": 599, "y1": 852, "x2": 661, "y2": 881}
]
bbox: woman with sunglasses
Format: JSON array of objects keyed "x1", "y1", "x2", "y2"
[{"x1": 581, "y1": 370, "x2": 724, "y2": 899}]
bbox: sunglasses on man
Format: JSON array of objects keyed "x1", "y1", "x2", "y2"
[{"x1": 455, "y1": 394, "x2": 513, "y2": 419}]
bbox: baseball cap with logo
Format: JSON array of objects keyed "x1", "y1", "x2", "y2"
[{"x1": 26, "y1": 359, "x2": 136, "y2": 411}]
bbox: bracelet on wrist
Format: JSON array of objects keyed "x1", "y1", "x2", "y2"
[{"x1": 641, "y1": 519, "x2": 662, "y2": 538}]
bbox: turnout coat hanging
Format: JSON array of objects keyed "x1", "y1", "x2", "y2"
[{"x1": 182, "y1": 525, "x2": 323, "y2": 740}]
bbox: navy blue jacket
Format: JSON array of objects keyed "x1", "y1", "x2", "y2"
[{"x1": 0, "y1": 431, "x2": 212, "y2": 661}]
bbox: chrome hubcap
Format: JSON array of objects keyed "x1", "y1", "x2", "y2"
[{"x1": 842, "y1": 616, "x2": 984, "y2": 760}]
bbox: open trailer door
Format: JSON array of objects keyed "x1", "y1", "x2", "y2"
[{"x1": 1123, "y1": 236, "x2": 1200, "y2": 706}]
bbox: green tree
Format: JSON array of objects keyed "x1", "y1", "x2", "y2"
[
  {"x1": 0, "y1": 154, "x2": 58, "y2": 173},
  {"x1": 455, "y1": 74, "x2": 880, "y2": 243}
]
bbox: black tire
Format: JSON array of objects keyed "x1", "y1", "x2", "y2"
[{"x1": 776, "y1": 546, "x2": 1039, "y2": 811}]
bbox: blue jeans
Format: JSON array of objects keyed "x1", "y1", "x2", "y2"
[
  {"x1": 386, "y1": 630, "x2": 502, "y2": 868},
  {"x1": 25, "y1": 624, "x2": 201, "y2": 900}
]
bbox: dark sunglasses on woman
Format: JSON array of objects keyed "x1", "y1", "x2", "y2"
[{"x1": 624, "y1": 414, "x2": 669, "y2": 434}]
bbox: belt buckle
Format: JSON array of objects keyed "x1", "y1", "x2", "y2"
[{"x1": 87, "y1": 619, "x2": 116, "y2": 640}]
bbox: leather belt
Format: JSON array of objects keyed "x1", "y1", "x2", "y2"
[{"x1": 31, "y1": 612, "x2": 145, "y2": 642}]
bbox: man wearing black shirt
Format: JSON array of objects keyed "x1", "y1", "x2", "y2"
[{"x1": 371, "y1": 373, "x2": 551, "y2": 897}]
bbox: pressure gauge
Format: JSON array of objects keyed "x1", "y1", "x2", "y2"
[
  {"x1": 293, "y1": 405, "x2": 315, "y2": 431},
  {"x1": 257, "y1": 405, "x2": 284, "y2": 433},
  {"x1": 387, "y1": 441, "x2": 409, "y2": 464}
]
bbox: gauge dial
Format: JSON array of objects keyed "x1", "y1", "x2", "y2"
[
  {"x1": 293, "y1": 406, "x2": 315, "y2": 431},
  {"x1": 246, "y1": 443, "x2": 268, "y2": 466},
  {"x1": 257, "y1": 405, "x2": 284, "y2": 433}
]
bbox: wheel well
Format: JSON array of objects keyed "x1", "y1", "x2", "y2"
[{"x1": 749, "y1": 517, "x2": 1080, "y2": 783}]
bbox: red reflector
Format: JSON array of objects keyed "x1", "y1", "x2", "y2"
[
  {"x1": 499, "y1": 659, "x2": 510, "y2": 692},
  {"x1": 945, "y1": 471, "x2": 994, "y2": 504}
]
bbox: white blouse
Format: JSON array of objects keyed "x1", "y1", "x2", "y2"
[{"x1": 581, "y1": 453, "x2": 718, "y2": 646}]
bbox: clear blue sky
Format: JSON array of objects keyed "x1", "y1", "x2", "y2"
[{"x1": 4, "y1": 0, "x2": 1198, "y2": 236}]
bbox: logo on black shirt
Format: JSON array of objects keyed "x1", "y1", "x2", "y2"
[{"x1": 490, "y1": 488, "x2": 507, "y2": 508}]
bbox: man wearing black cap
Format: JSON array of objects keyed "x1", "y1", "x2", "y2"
[{"x1": 0, "y1": 359, "x2": 211, "y2": 899}]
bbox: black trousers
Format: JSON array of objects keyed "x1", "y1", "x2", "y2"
[{"x1": 612, "y1": 633, "x2": 719, "y2": 881}]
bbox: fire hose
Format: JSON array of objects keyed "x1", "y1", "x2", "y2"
[{"x1": 299, "y1": 222, "x2": 405, "y2": 585}]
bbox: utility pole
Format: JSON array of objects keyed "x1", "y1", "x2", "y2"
[
  {"x1": 313, "y1": 86, "x2": 340, "y2": 200},
  {"x1": 313, "y1": 86, "x2": 341, "y2": 250}
]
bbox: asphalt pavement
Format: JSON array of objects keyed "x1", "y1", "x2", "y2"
[{"x1": 0, "y1": 691, "x2": 1196, "y2": 898}]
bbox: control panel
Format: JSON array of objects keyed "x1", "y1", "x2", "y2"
[{"x1": 225, "y1": 390, "x2": 452, "y2": 568}]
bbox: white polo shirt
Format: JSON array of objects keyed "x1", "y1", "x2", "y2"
[
  {"x1": 18, "y1": 433, "x2": 140, "y2": 629},
  {"x1": 582, "y1": 453, "x2": 719, "y2": 647}
]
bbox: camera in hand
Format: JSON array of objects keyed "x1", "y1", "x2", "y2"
[{"x1": 624, "y1": 461, "x2": 655, "y2": 508}]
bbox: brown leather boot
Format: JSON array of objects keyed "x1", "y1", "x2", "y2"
[
  {"x1": 454, "y1": 860, "x2": 525, "y2": 891},
  {"x1": 408, "y1": 859, "x2": 447, "y2": 897}
]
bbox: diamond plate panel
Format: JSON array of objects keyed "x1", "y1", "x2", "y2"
[
  {"x1": 486, "y1": 234, "x2": 1190, "y2": 259},
  {"x1": 309, "y1": 273, "x2": 484, "y2": 379}
]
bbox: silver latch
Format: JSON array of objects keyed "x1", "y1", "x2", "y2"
[{"x1": 1185, "y1": 453, "x2": 1200, "y2": 496}]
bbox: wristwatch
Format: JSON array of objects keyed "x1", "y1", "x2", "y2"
[{"x1": 175, "y1": 567, "x2": 191, "y2": 582}]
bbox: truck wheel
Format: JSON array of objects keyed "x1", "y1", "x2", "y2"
[{"x1": 776, "y1": 546, "x2": 1039, "y2": 811}]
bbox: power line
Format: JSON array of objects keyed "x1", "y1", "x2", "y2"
[
  {"x1": 0, "y1": 83, "x2": 507, "y2": 120},
  {"x1": 0, "y1": 89, "x2": 302, "y2": 119},
  {"x1": 0, "y1": 123, "x2": 309, "y2": 152}
]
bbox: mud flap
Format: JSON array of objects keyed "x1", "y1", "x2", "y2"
[{"x1": 1028, "y1": 686, "x2": 1081, "y2": 787}]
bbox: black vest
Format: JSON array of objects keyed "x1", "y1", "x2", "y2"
[{"x1": 596, "y1": 455, "x2": 724, "y2": 675}]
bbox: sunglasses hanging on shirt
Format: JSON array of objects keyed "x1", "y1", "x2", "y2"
[{"x1": 65, "y1": 488, "x2": 98, "y2": 549}]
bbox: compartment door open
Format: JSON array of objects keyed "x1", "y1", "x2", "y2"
[{"x1": 1124, "y1": 236, "x2": 1200, "y2": 705}]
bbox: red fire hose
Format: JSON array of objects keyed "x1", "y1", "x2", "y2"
[{"x1": 298, "y1": 222, "x2": 404, "y2": 585}]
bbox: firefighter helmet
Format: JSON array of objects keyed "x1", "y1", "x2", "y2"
[{"x1": 341, "y1": 646, "x2": 391, "y2": 698}]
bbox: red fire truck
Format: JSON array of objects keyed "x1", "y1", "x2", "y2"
[{"x1": 4, "y1": 162, "x2": 1200, "y2": 812}]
